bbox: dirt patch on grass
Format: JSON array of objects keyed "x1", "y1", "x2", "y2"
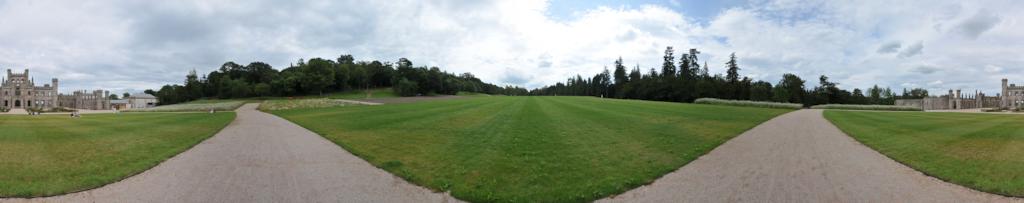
[{"x1": 356, "y1": 95, "x2": 463, "y2": 104}]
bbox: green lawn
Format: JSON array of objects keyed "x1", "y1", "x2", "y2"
[
  {"x1": 824, "y1": 110, "x2": 1024, "y2": 196},
  {"x1": 272, "y1": 96, "x2": 791, "y2": 202},
  {"x1": 0, "y1": 112, "x2": 235, "y2": 197}
]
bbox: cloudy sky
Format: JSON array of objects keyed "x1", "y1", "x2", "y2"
[{"x1": 0, "y1": 0, "x2": 1020, "y2": 95}]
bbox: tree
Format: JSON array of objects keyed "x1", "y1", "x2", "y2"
[
  {"x1": 301, "y1": 58, "x2": 336, "y2": 95},
  {"x1": 773, "y1": 73, "x2": 805, "y2": 104},
  {"x1": 253, "y1": 83, "x2": 272, "y2": 97},
  {"x1": 108, "y1": 94, "x2": 119, "y2": 100},
  {"x1": 394, "y1": 78, "x2": 419, "y2": 96},
  {"x1": 851, "y1": 88, "x2": 867, "y2": 104},
  {"x1": 661, "y1": 47, "x2": 676, "y2": 77},
  {"x1": 184, "y1": 69, "x2": 203, "y2": 100},
  {"x1": 122, "y1": 92, "x2": 131, "y2": 99},
  {"x1": 725, "y1": 53, "x2": 741, "y2": 99},
  {"x1": 612, "y1": 57, "x2": 628, "y2": 98},
  {"x1": 750, "y1": 81, "x2": 773, "y2": 101},
  {"x1": 725, "y1": 53, "x2": 740, "y2": 83}
]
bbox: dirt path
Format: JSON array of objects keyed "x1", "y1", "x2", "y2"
[
  {"x1": 600, "y1": 109, "x2": 1021, "y2": 203},
  {"x1": 3, "y1": 104, "x2": 459, "y2": 203}
]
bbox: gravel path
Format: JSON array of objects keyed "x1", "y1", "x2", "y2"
[
  {"x1": 3, "y1": 104, "x2": 459, "y2": 203},
  {"x1": 600, "y1": 109, "x2": 1022, "y2": 203}
]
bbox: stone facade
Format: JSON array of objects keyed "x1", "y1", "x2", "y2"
[
  {"x1": 896, "y1": 78, "x2": 1021, "y2": 110},
  {"x1": 59, "y1": 90, "x2": 111, "y2": 110},
  {"x1": 1, "y1": 69, "x2": 59, "y2": 109},
  {"x1": 127, "y1": 93, "x2": 157, "y2": 109},
  {"x1": 1002, "y1": 79, "x2": 1024, "y2": 109},
  {"x1": 0, "y1": 69, "x2": 110, "y2": 110}
]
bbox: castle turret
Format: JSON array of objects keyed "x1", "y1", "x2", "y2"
[{"x1": 1003, "y1": 78, "x2": 1009, "y2": 108}]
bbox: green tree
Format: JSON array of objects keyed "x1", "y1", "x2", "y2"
[
  {"x1": 661, "y1": 47, "x2": 676, "y2": 77},
  {"x1": 773, "y1": 73, "x2": 805, "y2": 104},
  {"x1": 302, "y1": 58, "x2": 336, "y2": 95},
  {"x1": 612, "y1": 57, "x2": 628, "y2": 98},
  {"x1": 750, "y1": 81, "x2": 773, "y2": 101},
  {"x1": 253, "y1": 83, "x2": 271, "y2": 97}
]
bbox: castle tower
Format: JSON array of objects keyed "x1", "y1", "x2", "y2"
[{"x1": 1003, "y1": 78, "x2": 1009, "y2": 108}]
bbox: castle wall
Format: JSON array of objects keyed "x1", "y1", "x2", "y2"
[{"x1": 894, "y1": 99, "x2": 923, "y2": 109}]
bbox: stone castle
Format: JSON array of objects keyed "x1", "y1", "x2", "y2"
[
  {"x1": 896, "y1": 78, "x2": 1023, "y2": 110},
  {"x1": 1, "y1": 69, "x2": 110, "y2": 110}
]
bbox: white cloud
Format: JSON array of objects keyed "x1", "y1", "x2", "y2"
[
  {"x1": 0, "y1": 0, "x2": 1021, "y2": 96},
  {"x1": 956, "y1": 9, "x2": 1001, "y2": 39},
  {"x1": 898, "y1": 41, "x2": 924, "y2": 58},
  {"x1": 876, "y1": 41, "x2": 902, "y2": 54},
  {"x1": 985, "y1": 65, "x2": 1004, "y2": 73}
]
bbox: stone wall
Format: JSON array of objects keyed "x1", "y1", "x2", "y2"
[
  {"x1": 898, "y1": 93, "x2": 1002, "y2": 110},
  {"x1": 895, "y1": 99, "x2": 923, "y2": 109},
  {"x1": 58, "y1": 90, "x2": 111, "y2": 110}
]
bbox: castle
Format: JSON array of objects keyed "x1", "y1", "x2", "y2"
[
  {"x1": 895, "y1": 78, "x2": 1023, "y2": 110},
  {"x1": 1004, "y1": 78, "x2": 1024, "y2": 109},
  {"x1": 1, "y1": 69, "x2": 110, "y2": 110}
]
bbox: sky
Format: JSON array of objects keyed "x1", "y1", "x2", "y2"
[{"x1": 0, "y1": 0, "x2": 1021, "y2": 95}]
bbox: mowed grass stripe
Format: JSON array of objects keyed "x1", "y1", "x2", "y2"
[
  {"x1": 272, "y1": 96, "x2": 791, "y2": 202},
  {"x1": 824, "y1": 111, "x2": 1024, "y2": 196},
  {"x1": 0, "y1": 112, "x2": 236, "y2": 197}
]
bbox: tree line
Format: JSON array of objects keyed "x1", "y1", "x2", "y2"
[
  {"x1": 529, "y1": 47, "x2": 929, "y2": 106},
  {"x1": 148, "y1": 55, "x2": 528, "y2": 105}
]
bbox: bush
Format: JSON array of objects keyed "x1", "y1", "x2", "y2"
[
  {"x1": 810, "y1": 104, "x2": 922, "y2": 111},
  {"x1": 28, "y1": 107, "x2": 74, "y2": 113},
  {"x1": 393, "y1": 78, "x2": 420, "y2": 97},
  {"x1": 694, "y1": 98, "x2": 803, "y2": 109},
  {"x1": 124, "y1": 101, "x2": 245, "y2": 112}
]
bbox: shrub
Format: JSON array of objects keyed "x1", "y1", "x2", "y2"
[
  {"x1": 810, "y1": 104, "x2": 922, "y2": 111},
  {"x1": 393, "y1": 78, "x2": 420, "y2": 97},
  {"x1": 694, "y1": 98, "x2": 803, "y2": 109},
  {"x1": 28, "y1": 107, "x2": 74, "y2": 113},
  {"x1": 124, "y1": 101, "x2": 245, "y2": 112}
]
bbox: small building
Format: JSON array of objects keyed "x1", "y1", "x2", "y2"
[
  {"x1": 127, "y1": 93, "x2": 157, "y2": 109},
  {"x1": 111, "y1": 99, "x2": 129, "y2": 110}
]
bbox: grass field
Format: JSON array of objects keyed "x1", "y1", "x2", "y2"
[
  {"x1": 272, "y1": 96, "x2": 791, "y2": 202},
  {"x1": 0, "y1": 112, "x2": 235, "y2": 197},
  {"x1": 824, "y1": 110, "x2": 1024, "y2": 196}
]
